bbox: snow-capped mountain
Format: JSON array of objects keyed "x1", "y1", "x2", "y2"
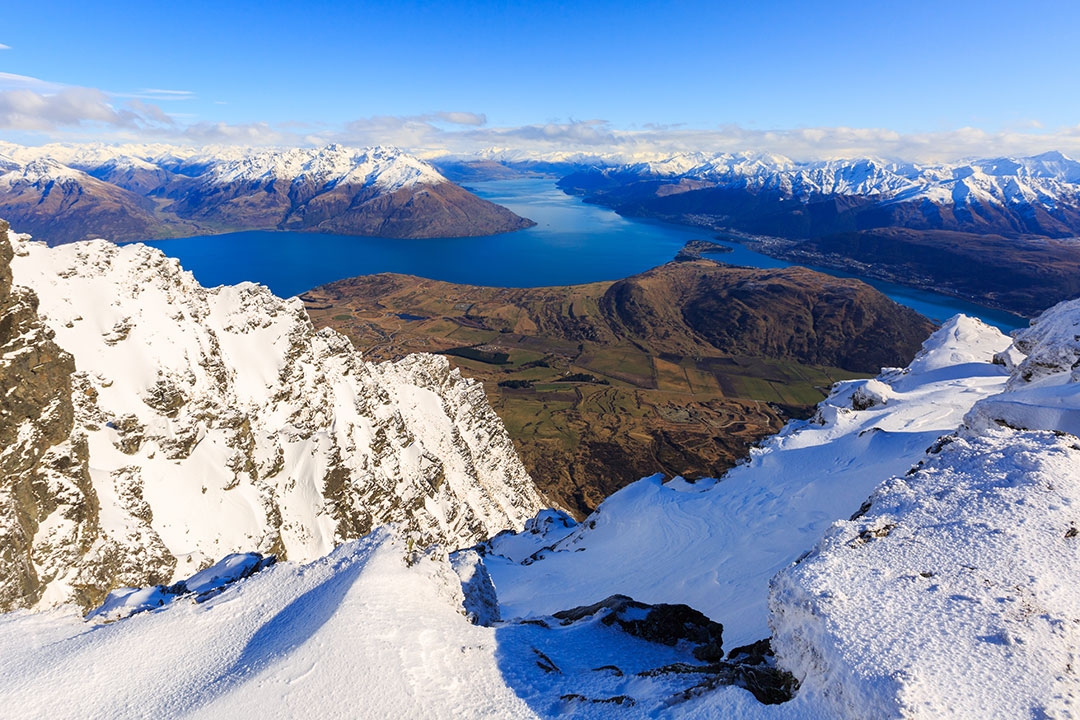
[
  {"x1": 560, "y1": 149, "x2": 1080, "y2": 239},
  {"x1": 0, "y1": 157, "x2": 187, "y2": 244},
  {"x1": 0, "y1": 225, "x2": 544, "y2": 612},
  {"x1": 160, "y1": 144, "x2": 534, "y2": 237},
  {"x1": 567, "y1": 149, "x2": 1080, "y2": 212},
  {"x1": 198, "y1": 144, "x2": 444, "y2": 192},
  {"x1": 556, "y1": 150, "x2": 1080, "y2": 316},
  {"x1": 0, "y1": 143, "x2": 535, "y2": 243}
]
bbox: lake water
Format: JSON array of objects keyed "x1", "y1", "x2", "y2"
[{"x1": 143, "y1": 177, "x2": 1028, "y2": 332}]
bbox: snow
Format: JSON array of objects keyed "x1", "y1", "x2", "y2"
[
  {"x1": 6, "y1": 234, "x2": 543, "y2": 609},
  {"x1": 586, "y1": 148, "x2": 1080, "y2": 210},
  {"x1": 964, "y1": 299, "x2": 1080, "y2": 437},
  {"x1": 86, "y1": 552, "x2": 274, "y2": 623},
  {"x1": 7, "y1": 140, "x2": 1080, "y2": 213},
  {"x1": 484, "y1": 316, "x2": 1013, "y2": 648},
  {"x1": 0, "y1": 530, "x2": 531, "y2": 718},
  {"x1": 0, "y1": 157, "x2": 95, "y2": 190},
  {"x1": 0, "y1": 141, "x2": 448, "y2": 195},
  {"x1": 7, "y1": 209, "x2": 1080, "y2": 716},
  {"x1": 770, "y1": 428, "x2": 1080, "y2": 718},
  {"x1": 764, "y1": 301, "x2": 1080, "y2": 717},
  {"x1": 201, "y1": 143, "x2": 447, "y2": 192}
]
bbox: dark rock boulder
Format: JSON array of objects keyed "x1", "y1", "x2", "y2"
[{"x1": 553, "y1": 593, "x2": 725, "y2": 662}]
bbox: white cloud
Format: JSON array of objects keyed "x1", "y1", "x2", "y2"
[
  {"x1": 336, "y1": 119, "x2": 1080, "y2": 164},
  {"x1": 181, "y1": 120, "x2": 291, "y2": 145},
  {"x1": 0, "y1": 72, "x2": 64, "y2": 92},
  {"x1": 0, "y1": 44, "x2": 10, "y2": 51},
  {"x1": 0, "y1": 86, "x2": 175, "y2": 132},
  {"x1": 430, "y1": 111, "x2": 486, "y2": 127},
  {"x1": 121, "y1": 88, "x2": 196, "y2": 101}
]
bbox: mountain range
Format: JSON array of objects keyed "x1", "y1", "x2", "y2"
[
  {"x1": 0, "y1": 143, "x2": 535, "y2": 244},
  {"x1": 2, "y1": 218, "x2": 1079, "y2": 716},
  {"x1": 4, "y1": 139, "x2": 1080, "y2": 717},
  {"x1": 450, "y1": 149, "x2": 1080, "y2": 316}
]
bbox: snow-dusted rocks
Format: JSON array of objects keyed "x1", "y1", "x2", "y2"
[
  {"x1": 0, "y1": 231, "x2": 543, "y2": 611},
  {"x1": 964, "y1": 298, "x2": 1080, "y2": 437}
]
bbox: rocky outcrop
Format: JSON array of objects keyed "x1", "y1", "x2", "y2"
[
  {"x1": 0, "y1": 232, "x2": 545, "y2": 611},
  {"x1": 0, "y1": 220, "x2": 104, "y2": 609}
]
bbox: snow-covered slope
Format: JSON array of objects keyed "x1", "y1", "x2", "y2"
[
  {"x1": 770, "y1": 428, "x2": 1080, "y2": 719},
  {"x1": 1, "y1": 527, "x2": 802, "y2": 719},
  {"x1": 482, "y1": 316, "x2": 1013, "y2": 647},
  {"x1": 0, "y1": 231, "x2": 543, "y2": 611},
  {"x1": 0, "y1": 529, "x2": 536, "y2": 718},
  {"x1": 770, "y1": 299, "x2": 1080, "y2": 718}
]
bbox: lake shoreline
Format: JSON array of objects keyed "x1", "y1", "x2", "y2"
[{"x1": 141, "y1": 178, "x2": 1028, "y2": 333}]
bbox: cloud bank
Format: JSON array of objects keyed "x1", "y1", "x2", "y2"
[
  {"x1": 2, "y1": 73, "x2": 1079, "y2": 163},
  {"x1": 329, "y1": 116, "x2": 1080, "y2": 163}
]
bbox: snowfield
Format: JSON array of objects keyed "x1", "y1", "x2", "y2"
[{"x1": 5, "y1": 231, "x2": 1080, "y2": 717}]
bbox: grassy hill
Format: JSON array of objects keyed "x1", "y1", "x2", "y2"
[{"x1": 304, "y1": 259, "x2": 934, "y2": 516}]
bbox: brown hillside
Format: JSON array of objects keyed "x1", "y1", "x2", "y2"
[{"x1": 304, "y1": 261, "x2": 934, "y2": 516}]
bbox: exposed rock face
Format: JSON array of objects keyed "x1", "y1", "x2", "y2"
[
  {"x1": 0, "y1": 219, "x2": 98, "y2": 609},
  {"x1": 551, "y1": 593, "x2": 725, "y2": 662},
  {"x1": 0, "y1": 231, "x2": 544, "y2": 611}
]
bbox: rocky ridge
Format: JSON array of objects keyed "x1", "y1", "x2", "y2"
[
  {"x1": 0, "y1": 228, "x2": 544, "y2": 611},
  {"x1": 0, "y1": 219, "x2": 94, "y2": 609}
]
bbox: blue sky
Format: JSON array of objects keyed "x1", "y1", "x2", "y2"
[{"x1": 2, "y1": 0, "x2": 1078, "y2": 160}]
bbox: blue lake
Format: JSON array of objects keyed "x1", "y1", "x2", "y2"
[{"x1": 143, "y1": 177, "x2": 1028, "y2": 332}]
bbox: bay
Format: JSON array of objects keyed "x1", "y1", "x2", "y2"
[{"x1": 143, "y1": 177, "x2": 1028, "y2": 332}]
